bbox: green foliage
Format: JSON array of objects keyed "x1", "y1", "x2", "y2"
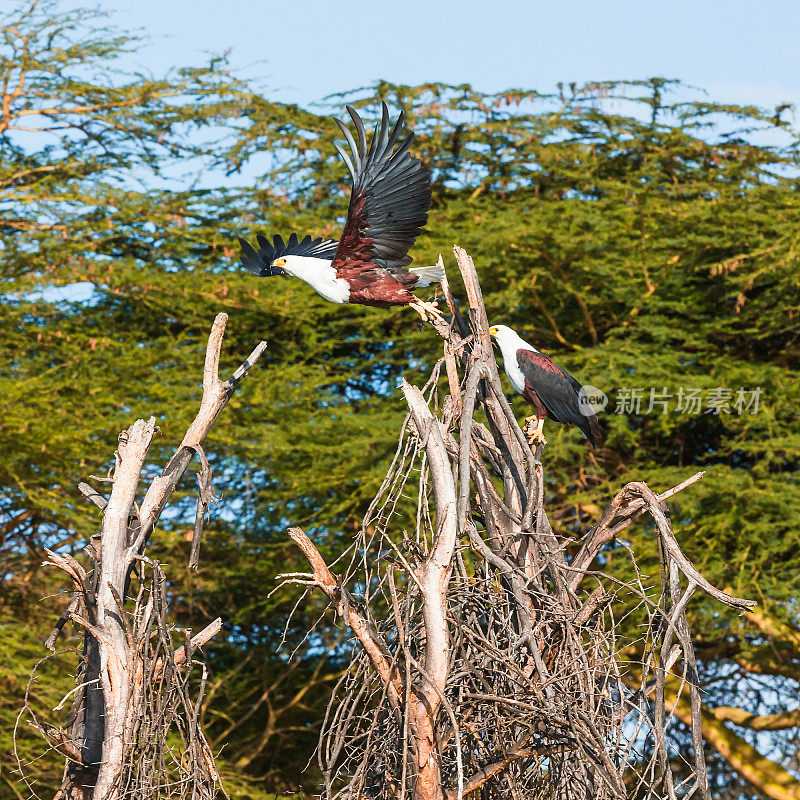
[
  {"x1": 0, "y1": 614, "x2": 76, "y2": 799},
  {"x1": 1, "y1": 2, "x2": 799, "y2": 798}
]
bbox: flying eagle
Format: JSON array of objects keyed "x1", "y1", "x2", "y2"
[
  {"x1": 238, "y1": 103, "x2": 443, "y2": 320},
  {"x1": 490, "y1": 324, "x2": 600, "y2": 447}
]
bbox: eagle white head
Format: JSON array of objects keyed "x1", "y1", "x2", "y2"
[
  {"x1": 489, "y1": 324, "x2": 537, "y2": 354},
  {"x1": 489, "y1": 324, "x2": 539, "y2": 394}
]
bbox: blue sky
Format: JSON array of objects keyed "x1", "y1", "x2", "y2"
[{"x1": 99, "y1": 0, "x2": 800, "y2": 114}]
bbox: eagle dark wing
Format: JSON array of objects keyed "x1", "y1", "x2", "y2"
[
  {"x1": 517, "y1": 349, "x2": 600, "y2": 447},
  {"x1": 331, "y1": 103, "x2": 431, "y2": 275},
  {"x1": 238, "y1": 233, "x2": 339, "y2": 277}
]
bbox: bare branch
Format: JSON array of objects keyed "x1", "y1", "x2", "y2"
[
  {"x1": 131, "y1": 313, "x2": 267, "y2": 556},
  {"x1": 632, "y1": 482, "x2": 755, "y2": 610},
  {"x1": 569, "y1": 471, "x2": 707, "y2": 592},
  {"x1": 401, "y1": 380, "x2": 459, "y2": 706},
  {"x1": 27, "y1": 312, "x2": 265, "y2": 800},
  {"x1": 78, "y1": 481, "x2": 108, "y2": 510},
  {"x1": 287, "y1": 527, "x2": 403, "y2": 708},
  {"x1": 289, "y1": 249, "x2": 758, "y2": 800}
]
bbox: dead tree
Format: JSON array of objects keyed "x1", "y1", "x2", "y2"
[
  {"x1": 19, "y1": 314, "x2": 266, "y2": 800},
  {"x1": 283, "y1": 247, "x2": 756, "y2": 800}
]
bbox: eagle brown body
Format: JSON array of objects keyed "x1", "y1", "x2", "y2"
[
  {"x1": 491, "y1": 325, "x2": 601, "y2": 448},
  {"x1": 333, "y1": 253, "x2": 420, "y2": 306},
  {"x1": 518, "y1": 350, "x2": 565, "y2": 419},
  {"x1": 345, "y1": 268, "x2": 418, "y2": 306}
]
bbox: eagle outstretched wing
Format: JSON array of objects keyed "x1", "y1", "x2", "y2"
[
  {"x1": 517, "y1": 350, "x2": 600, "y2": 447},
  {"x1": 332, "y1": 103, "x2": 431, "y2": 275},
  {"x1": 238, "y1": 233, "x2": 338, "y2": 276}
]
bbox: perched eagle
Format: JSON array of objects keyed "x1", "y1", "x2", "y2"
[
  {"x1": 238, "y1": 103, "x2": 443, "y2": 320},
  {"x1": 490, "y1": 324, "x2": 600, "y2": 447}
]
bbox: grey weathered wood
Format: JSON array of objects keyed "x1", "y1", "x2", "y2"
[
  {"x1": 41, "y1": 313, "x2": 267, "y2": 800},
  {"x1": 283, "y1": 247, "x2": 757, "y2": 800}
]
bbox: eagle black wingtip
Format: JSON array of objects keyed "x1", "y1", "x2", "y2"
[
  {"x1": 238, "y1": 231, "x2": 339, "y2": 271},
  {"x1": 237, "y1": 236, "x2": 265, "y2": 275},
  {"x1": 346, "y1": 105, "x2": 367, "y2": 152},
  {"x1": 237, "y1": 236, "x2": 257, "y2": 261}
]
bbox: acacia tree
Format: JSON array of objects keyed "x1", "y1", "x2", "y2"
[
  {"x1": 260, "y1": 83, "x2": 800, "y2": 798},
  {"x1": 0, "y1": 5, "x2": 340, "y2": 792},
  {"x1": 3, "y1": 0, "x2": 800, "y2": 794},
  {"x1": 235, "y1": 83, "x2": 800, "y2": 797}
]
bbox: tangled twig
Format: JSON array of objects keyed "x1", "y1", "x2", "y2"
[{"x1": 285, "y1": 246, "x2": 755, "y2": 800}]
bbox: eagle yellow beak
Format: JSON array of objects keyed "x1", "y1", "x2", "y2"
[{"x1": 489, "y1": 326, "x2": 498, "y2": 336}]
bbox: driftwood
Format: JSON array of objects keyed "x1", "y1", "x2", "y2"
[
  {"x1": 281, "y1": 246, "x2": 756, "y2": 800},
  {"x1": 19, "y1": 313, "x2": 266, "y2": 800}
]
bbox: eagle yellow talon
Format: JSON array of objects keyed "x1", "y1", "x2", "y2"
[
  {"x1": 410, "y1": 300, "x2": 445, "y2": 324},
  {"x1": 523, "y1": 416, "x2": 547, "y2": 447}
]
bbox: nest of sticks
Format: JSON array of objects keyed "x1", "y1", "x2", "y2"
[{"x1": 283, "y1": 247, "x2": 755, "y2": 800}]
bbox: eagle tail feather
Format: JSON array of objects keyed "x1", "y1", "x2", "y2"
[
  {"x1": 409, "y1": 255, "x2": 445, "y2": 287},
  {"x1": 581, "y1": 412, "x2": 601, "y2": 448}
]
